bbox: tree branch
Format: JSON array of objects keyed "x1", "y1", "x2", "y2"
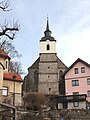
[
  {"x1": 0, "y1": 0, "x2": 11, "y2": 11},
  {"x1": 0, "y1": 25, "x2": 19, "y2": 40},
  {"x1": 4, "y1": 33, "x2": 15, "y2": 40}
]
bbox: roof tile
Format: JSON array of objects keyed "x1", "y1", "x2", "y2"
[{"x1": 4, "y1": 73, "x2": 22, "y2": 81}]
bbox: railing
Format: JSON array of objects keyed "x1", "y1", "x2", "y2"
[{"x1": 56, "y1": 94, "x2": 87, "y2": 102}]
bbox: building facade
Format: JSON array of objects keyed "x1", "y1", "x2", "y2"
[
  {"x1": 64, "y1": 58, "x2": 90, "y2": 109},
  {"x1": 0, "y1": 50, "x2": 23, "y2": 106},
  {"x1": 24, "y1": 19, "x2": 67, "y2": 95}
]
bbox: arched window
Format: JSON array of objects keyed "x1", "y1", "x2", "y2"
[
  {"x1": 47, "y1": 44, "x2": 50, "y2": 50},
  {"x1": 34, "y1": 70, "x2": 38, "y2": 91},
  {"x1": 34, "y1": 70, "x2": 38, "y2": 83},
  {"x1": 59, "y1": 70, "x2": 63, "y2": 79},
  {"x1": 59, "y1": 70, "x2": 64, "y2": 94}
]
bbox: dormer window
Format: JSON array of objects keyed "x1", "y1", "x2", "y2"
[{"x1": 47, "y1": 44, "x2": 50, "y2": 50}]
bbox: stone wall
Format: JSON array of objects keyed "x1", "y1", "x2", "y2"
[
  {"x1": 43, "y1": 109, "x2": 90, "y2": 120},
  {"x1": 39, "y1": 53, "x2": 59, "y2": 94},
  {"x1": 40, "y1": 53, "x2": 57, "y2": 62}
]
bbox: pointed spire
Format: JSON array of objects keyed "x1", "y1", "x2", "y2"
[
  {"x1": 46, "y1": 16, "x2": 49, "y2": 30},
  {"x1": 40, "y1": 17, "x2": 56, "y2": 42},
  {"x1": 44, "y1": 17, "x2": 52, "y2": 37}
]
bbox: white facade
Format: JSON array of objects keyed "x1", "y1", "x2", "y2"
[{"x1": 40, "y1": 39, "x2": 56, "y2": 53}]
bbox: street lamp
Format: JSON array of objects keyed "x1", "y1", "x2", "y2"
[{"x1": 13, "y1": 74, "x2": 16, "y2": 106}]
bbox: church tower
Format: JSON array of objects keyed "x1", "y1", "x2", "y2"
[{"x1": 38, "y1": 18, "x2": 59, "y2": 95}]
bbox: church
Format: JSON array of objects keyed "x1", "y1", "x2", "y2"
[{"x1": 24, "y1": 18, "x2": 67, "y2": 96}]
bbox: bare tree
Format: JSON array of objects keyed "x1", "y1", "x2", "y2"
[
  {"x1": 24, "y1": 92, "x2": 45, "y2": 114},
  {"x1": 0, "y1": 21, "x2": 19, "y2": 40},
  {"x1": 9, "y1": 61, "x2": 24, "y2": 75},
  {"x1": 0, "y1": 0, "x2": 21, "y2": 59},
  {"x1": 0, "y1": 0, "x2": 24, "y2": 75},
  {"x1": 23, "y1": 92, "x2": 46, "y2": 120},
  {"x1": 0, "y1": 40, "x2": 22, "y2": 58},
  {"x1": 0, "y1": 40, "x2": 24, "y2": 75},
  {"x1": 0, "y1": 0, "x2": 19, "y2": 40}
]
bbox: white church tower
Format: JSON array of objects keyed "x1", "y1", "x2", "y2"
[{"x1": 40, "y1": 17, "x2": 56, "y2": 54}]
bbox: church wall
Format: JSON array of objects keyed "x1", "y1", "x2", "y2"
[
  {"x1": 40, "y1": 53, "x2": 57, "y2": 61},
  {"x1": 39, "y1": 63, "x2": 58, "y2": 74},
  {"x1": 29, "y1": 68, "x2": 39, "y2": 82},
  {"x1": 39, "y1": 74, "x2": 58, "y2": 83},
  {"x1": 27, "y1": 68, "x2": 39, "y2": 91},
  {"x1": 38, "y1": 82, "x2": 59, "y2": 95}
]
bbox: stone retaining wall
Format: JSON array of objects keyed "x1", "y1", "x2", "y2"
[{"x1": 43, "y1": 109, "x2": 90, "y2": 120}]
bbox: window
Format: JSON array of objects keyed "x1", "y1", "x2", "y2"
[
  {"x1": 6, "y1": 61, "x2": 8, "y2": 69},
  {"x1": 2, "y1": 86, "x2": 8, "y2": 96},
  {"x1": 34, "y1": 70, "x2": 38, "y2": 85},
  {"x1": 74, "y1": 68, "x2": 78, "y2": 74},
  {"x1": 87, "y1": 78, "x2": 90, "y2": 85},
  {"x1": 87, "y1": 90, "x2": 90, "y2": 96},
  {"x1": 72, "y1": 80, "x2": 79, "y2": 86},
  {"x1": 81, "y1": 67, "x2": 85, "y2": 73},
  {"x1": 48, "y1": 75, "x2": 50, "y2": 78},
  {"x1": 73, "y1": 102, "x2": 79, "y2": 107},
  {"x1": 47, "y1": 44, "x2": 50, "y2": 50},
  {"x1": 59, "y1": 70, "x2": 63, "y2": 81},
  {"x1": 49, "y1": 88, "x2": 51, "y2": 91}
]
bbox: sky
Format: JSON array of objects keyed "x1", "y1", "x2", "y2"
[{"x1": 1, "y1": 0, "x2": 90, "y2": 77}]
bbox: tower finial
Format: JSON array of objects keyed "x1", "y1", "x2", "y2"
[{"x1": 44, "y1": 16, "x2": 52, "y2": 36}]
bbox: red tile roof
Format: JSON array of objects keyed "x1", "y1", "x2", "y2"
[
  {"x1": 0, "y1": 50, "x2": 10, "y2": 59},
  {"x1": 4, "y1": 73, "x2": 23, "y2": 82}
]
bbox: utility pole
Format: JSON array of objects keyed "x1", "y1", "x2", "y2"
[{"x1": 13, "y1": 74, "x2": 16, "y2": 106}]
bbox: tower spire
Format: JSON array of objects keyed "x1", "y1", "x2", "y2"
[
  {"x1": 46, "y1": 16, "x2": 49, "y2": 30},
  {"x1": 44, "y1": 17, "x2": 52, "y2": 37}
]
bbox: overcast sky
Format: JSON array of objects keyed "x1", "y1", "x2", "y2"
[{"x1": 1, "y1": 0, "x2": 90, "y2": 77}]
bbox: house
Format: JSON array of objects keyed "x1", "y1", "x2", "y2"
[
  {"x1": 0, "y1": 50, "x2": 23, "y2": 106},
  {"x1": 3, "y1": 73, "x2": 23, "y2": 106},
  {"x1": 64, "y1": 58, "x2": 90, "y2": 109}
]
